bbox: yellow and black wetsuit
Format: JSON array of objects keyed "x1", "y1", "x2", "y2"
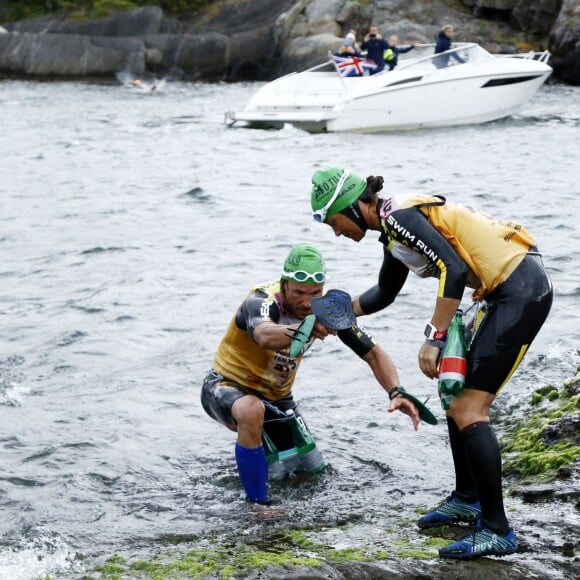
[
  {"x1": 213, "y1": 281, "x2": 305, "y2": 400},
  {"x1": 202, "y1": 281, "x2": 378, "y2": 430},
  {"x1": 359, "y1": 196, "x2": 553, "y2": 394}
]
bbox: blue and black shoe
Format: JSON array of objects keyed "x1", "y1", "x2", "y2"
[
  {"x1": 417, "y1": 492, "x2": 481, "y2": 529},
  {"x1": 439, "y1": 520, "x2": 518, "y2": 559}
]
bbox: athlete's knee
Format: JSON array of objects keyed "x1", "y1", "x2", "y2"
[
  {"x1": 232, "y1": 395, "x2": 265, "y2": 428},
  {"x1": 445, "y1": 388, "x2": 494, "y2": 429}
]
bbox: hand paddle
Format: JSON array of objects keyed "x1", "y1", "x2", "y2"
[
  {"x1": 311, "y1": 289, "x2": 356, "y2": 330},
  {"x1": 289, "y1": 314, "x2": 316, "y2": 358}
]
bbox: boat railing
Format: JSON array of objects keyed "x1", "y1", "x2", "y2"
[
  {"x1": 287, "y1": 42, "x2": 549, "y2": 80},
  {"x1": 497, "y1": 50, "x2": 551, "y2": 63}
]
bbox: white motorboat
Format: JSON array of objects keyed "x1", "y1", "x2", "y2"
[{"x1": 225, "y1": 43, "x2": 552, "y2": 133}]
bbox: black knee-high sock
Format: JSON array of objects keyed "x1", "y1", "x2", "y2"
[
  {"x1": 461, "y1": 421, "x2": 510, "y2": 534},
  {"x1": 447, "y1": 417, "x2": 478, "y2": 502}
]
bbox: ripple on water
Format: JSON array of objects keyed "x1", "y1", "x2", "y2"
[
  {"x1": 180, "y1": 186, "x2": 213, "y2": 203},
  {"x1": 0, "y1": 356, "x2": 28, "y2": 407}
]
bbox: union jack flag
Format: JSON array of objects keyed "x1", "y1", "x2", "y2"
[{"x1": 331, "y1": 54, "x2": 377, "y2": 77}]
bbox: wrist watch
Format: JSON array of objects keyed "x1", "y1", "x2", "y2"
[{"x1": 424, "y1": 322, "x2": 447, "y2": 341}]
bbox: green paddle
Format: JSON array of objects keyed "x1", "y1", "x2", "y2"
[
  {"x1": 393, "y1": 386, "x2": 438, "y2": 425},
  {"x1": 289, "y1": 314, "x2": 316, "y2": 358}
]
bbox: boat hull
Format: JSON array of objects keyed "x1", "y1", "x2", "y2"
[
  {"x1": 326, "y1": 72, "x2": 550, "y2": 133},
  {"x1": 226, "y1": 44, "x2": 552, "y2": 133}
]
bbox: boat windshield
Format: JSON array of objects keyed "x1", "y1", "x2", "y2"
[
  {"x1": 302, "y1": 43, "x2": 494, "y2": 77},
  {"x1": 396, "y1": 43, "x2": 492, "y2": 72}
]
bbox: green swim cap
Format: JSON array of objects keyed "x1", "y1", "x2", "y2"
[
  {"x1": 311, "y1": 167, "x2": 367, "y2": 222},
  {"x1": 281, "y1": 243, "x2": 326, "y2": 284}
]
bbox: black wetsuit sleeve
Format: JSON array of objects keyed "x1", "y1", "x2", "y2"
[
  {"x1": 358, "y1": 245, "x2": 409, "y2": 315},
  {"x1": 235, "y1": 288, "x2": 280, "y2": 339},
  {"x1": 337, "y1": 323, "x2": 377, "y2": 358},
  {"x1": 388, "y1": 207, "x2": 468, "y2": 299}
]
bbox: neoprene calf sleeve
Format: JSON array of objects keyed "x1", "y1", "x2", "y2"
[
  {"x1": 235, "y1": 442, "x2": 268, "y2": 502},
  {"x1": 461, "y1": 421, "x2": 510, "y2": 534}
]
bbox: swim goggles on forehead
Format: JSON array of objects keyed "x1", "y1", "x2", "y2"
[
  {"x1": 312, "y1": 169, "x2": 350, "y2": 223},
  {"x1": 283, "y1": 270, "x2": 326, "y2": 283}
]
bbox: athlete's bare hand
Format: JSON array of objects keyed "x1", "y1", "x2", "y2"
[
  {"x1": 388, "y1": 396, "x2": 420, "y2": 431},
  {"x1": 311, "y1": 320, "x2": 337, "y2": 340},
  {"x1": 418, "y1": 342, "x2": 440, "y2": 379}
]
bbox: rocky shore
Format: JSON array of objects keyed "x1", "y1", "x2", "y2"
[
  {"x1": 0, "y1": 0, "x2": 579, "y2": 85},
  {"x1": 95, "y1": 369, "x2": 579, "y2": 578}
]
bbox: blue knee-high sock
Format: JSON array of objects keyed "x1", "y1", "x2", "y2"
[{"x1": 235, "y1": 443, "x2": 268, "y2": 503}]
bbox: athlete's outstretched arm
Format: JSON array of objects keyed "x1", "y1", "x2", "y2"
[
  {"x1": 362, "y1": 345, "x2": 420, "y2": 430},
  {"x1": 338, "y1": 324, "x2": 420, "y2": 430}
]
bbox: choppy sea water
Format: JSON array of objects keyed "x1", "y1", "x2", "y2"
[{"x1": 0, "y1": 77, "x2": 579, "y2": 579}]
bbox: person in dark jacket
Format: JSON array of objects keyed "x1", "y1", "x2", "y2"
[
  {"x1": 384, "y1": 35, "x2": 416, "y2": 70},
  {"x1": 361, "y1": 25, "x2": 390, "y2": 74},
  {"x1": 434, "y1": 25, "x2": 465, "y2": 68}
]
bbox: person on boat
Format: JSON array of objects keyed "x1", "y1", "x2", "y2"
[
  {"x1": 434, "y1": 24, "x2": 466, "y2": 68},
  {"x1": 384, "y1": 35, "x2": 416, "y2": 70},
  {"x1": 361, "y1": 25, "x2": 390, "y2": 74},
  {"x1": 338, "y1": 30, "x2": 362, "y2": 55},
  {"x1": 336, "y1": 35, "x2": 362, "y2": 57},
  {"x1": 309, "y1": 167, "x2": 553, "y2": 559},
  {"x1": 200, "y1": 243, "x2": 420, "y2": 505},
  {"x1": 347, "y1": 30, "x2": 362, "y2": 53}
]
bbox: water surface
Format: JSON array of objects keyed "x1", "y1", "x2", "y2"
[{"x1": 0, "y1": 78, "x2": 579, "y2": 578}]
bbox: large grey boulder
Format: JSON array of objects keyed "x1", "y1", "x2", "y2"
[
  {"x1": 460, "y1": 0, "x2": 562, "y2": 33},
  {"x1": 279, "y1": 32, "x2": 341, "y2": 75},
  {"x1": 0, "y1": 2, "x2": 288, "y2": 81},
  {"x1": 4, "y1": 6, "x2": 164, "y2": 37},
  {"x1": 0, "y1": 32, "x2": 145, "y2": 76},
  {"x1": 511, "y1": 0, "x2": 563, "y2": 34},
  {"x1": 229, "y1": 25, "x2": 279, "y2": 81},
  {"x1": 175, "y1": 0, "x2": 296, "y2": 35},
  {"x1": 551, "y1": 46, "x2": 580, "y2": 86},
  {"x1": 305, "y1": 0, "x2": 344, "y2": 35},
  {"x1": 550, "y1": 0, "x2": 580, "y2": 54},
  {"x1": 143, "y1": 33, "x2": 229, "y2": 82},
  {"x1": 549, "y1": 0, "x2": 580, "y2": 84}
]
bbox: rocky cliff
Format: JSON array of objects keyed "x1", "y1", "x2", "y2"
[{"x1": 0, "y1": 0, "x2": 578, "y2": 84}]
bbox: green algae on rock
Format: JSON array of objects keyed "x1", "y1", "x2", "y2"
[
  {"x1": 91, "y1": 529, "x2": 392, "y2": 579},
  {"x1": 502, "y1": 373, "x2": 580, "y2": 480}
]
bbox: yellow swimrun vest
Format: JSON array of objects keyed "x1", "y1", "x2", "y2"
[
  {"x1": 213, "y1": 282, "x2": 305, "y2": 400},
  {"x1": 400, "y1": 195, "x2": 535, "y2": 299}
]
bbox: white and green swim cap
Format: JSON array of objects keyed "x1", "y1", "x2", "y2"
[
  {"x1": 281, "y1": 243, "x2": 326, "y2": 284},
  {"x1": 311, "y1": 167, "x2": 367, "y2": 223}
]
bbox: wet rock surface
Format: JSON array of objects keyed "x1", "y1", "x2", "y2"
[
  {"x1": 110, "y1": 386, "x2": 578, "y2": 580},
  {"x1": 213, "y1": 374, "x2": 580, "y2": 580}
]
